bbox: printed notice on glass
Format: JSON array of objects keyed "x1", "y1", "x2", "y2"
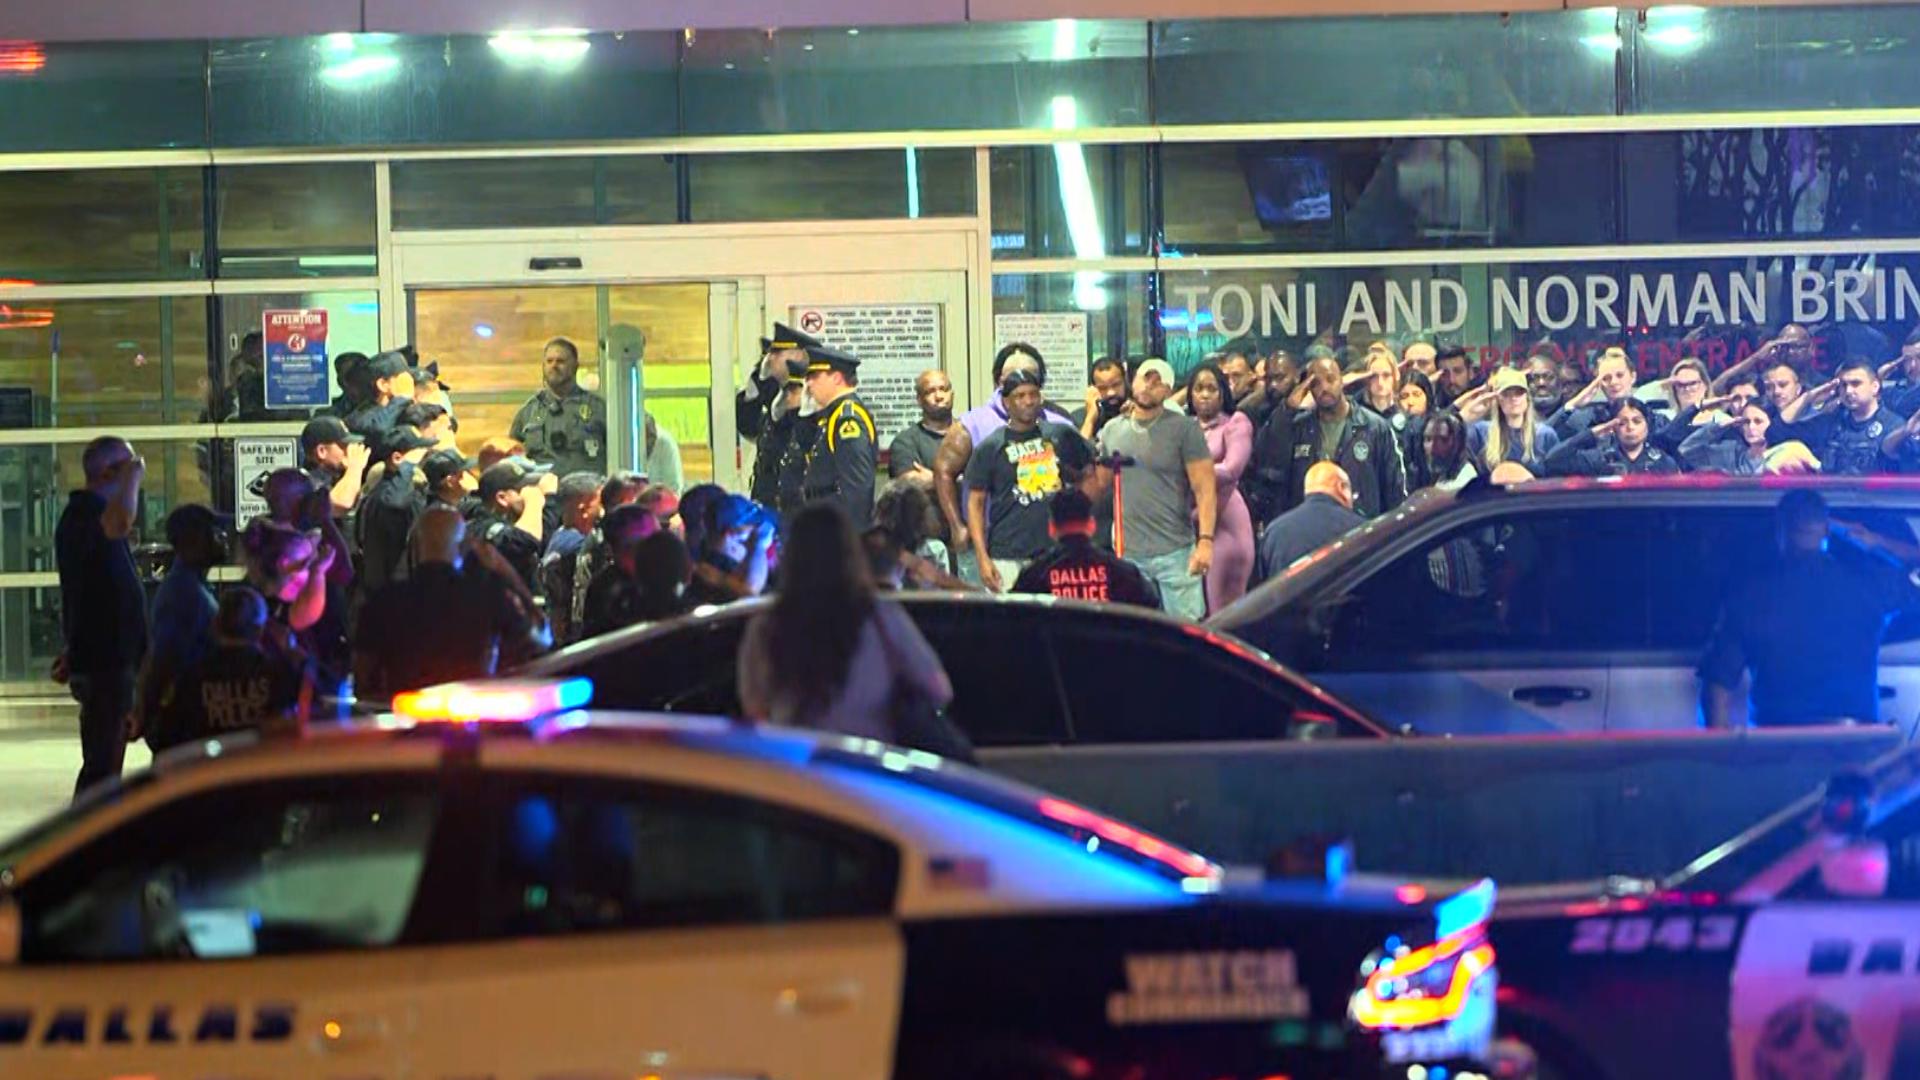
[
  {"x1": 233, "y1": 436, "x2": 299, "y2": 523},
  {"x1": 994, "y1": 312, "x2": 1091, "y2": 397},
  {"x1": 262, "y1": 308, "x2": 330, "y2": 410},
  {"x1": 789, "y1": 303, "x2": 943, "y2": 444}
]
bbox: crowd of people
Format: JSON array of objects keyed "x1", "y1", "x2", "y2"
[{"x1": 53, "y1": 311, "x2": 1920, "y2": 794}]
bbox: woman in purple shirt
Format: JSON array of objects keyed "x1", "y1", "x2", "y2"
[{"x1": 1186, "y1": 363, "x2": 1255, "y2": 613}]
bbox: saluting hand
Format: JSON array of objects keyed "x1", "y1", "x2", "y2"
[{"x1": 1591, "y1": 416, "x2": 1626, "y2": 439}]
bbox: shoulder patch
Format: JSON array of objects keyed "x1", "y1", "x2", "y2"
[
  {"x1": 1354, "y1": 440, "x2": 1370, "y2": 462},
  {"x1": 839, "y1": 418, "x2": 863, "y2": 440}
]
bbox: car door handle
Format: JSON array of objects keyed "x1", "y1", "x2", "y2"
[
  {"x1": 779, "y1": 980, "x2": 862, "y2": 1017},
  {"x1": 1511, "y1": 685, "x2": 1593, "y2": 707},
  {"x1": 1880, "y1": 685, "x2": 1897, "y2": 700},
  {"x1": 316, "y1": 1012, "x2": 391, "y2": 1054}
]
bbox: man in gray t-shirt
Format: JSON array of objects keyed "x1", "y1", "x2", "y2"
[{"x1": 1095, "y1": 359, "x2": 1218, "y2": 620}]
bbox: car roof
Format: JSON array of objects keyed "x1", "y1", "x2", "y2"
[
  {"x1": 1210, "y1": 473, "x2": 1920, "y2": 630},
  {"x1": 523, "y1": 590, "x2": 1387, "y2": 736}
]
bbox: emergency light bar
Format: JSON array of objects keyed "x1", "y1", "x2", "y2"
[{"x1": 392, "y1": 678, "x2": 594, "y2": 724}]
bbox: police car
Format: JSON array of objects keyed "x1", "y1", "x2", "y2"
[
  {"x1": 0, "y1": 680, "x2": 1496, "y2": 1080},
  {"x1": 1495, "y1": 745, "x2": 1920, "y2": 1079}
]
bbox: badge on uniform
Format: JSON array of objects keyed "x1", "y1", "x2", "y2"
[
  {"x1": 1870, "y1": 422, "x2": 1884, "y2": 438},
  {"x1": 1354, "y1": 441, "x2": 1370, "y2": 462},
  {"x1": 578, "y1": 403, "x2": 593, "y2": 421},
  {"x1": 584, "y1": 439, "x2": 601, "y2": 457},
  {"x1": 838, "y1": 419, "x2": 862, "y2": 440},
  {"x1": 1293, "y1": 445, "x2": 1311, "y2": 459}
]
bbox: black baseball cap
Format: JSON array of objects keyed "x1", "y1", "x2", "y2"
[
  {"x1": 364, "y1": 351, "x2": 410, "y2": 380},
  {"x1": 422, "y1": 448, "x2": 476, "y2": 489},
  {"x1": 165, "y1": 503, "x2": 226, "y2": 545},
  {"x1": 301, "y1": 416, "x2": 363, "y2": 454},
  {"x1": 479, "y1": 456, "x2": 553, "y2": 499},
  {"x1": 371, "y1": 424, "x2": 439, "y2": 460}
]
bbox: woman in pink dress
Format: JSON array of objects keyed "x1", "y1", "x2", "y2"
[{"x1": 1185, "y1": 362, "x2": 1254, "y2": 613}]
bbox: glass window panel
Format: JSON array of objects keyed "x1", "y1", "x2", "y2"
[
  {"x1": 0, "y1": 40, "x2": 207, "y2": 152},
  {"x1": 208, "y1": 33, "x2": 678, "y2": 148},
  {"x1": 689, "y1": 149, "x2": 973, "y2": 222},
  {"x1": 1634, "y1": 125, "x2": 1920, "y2": 243},
  {"x1": 990, "y1": 145, "x2": 1149, "y2": 259},
  {"x1": 212, "y1": 290, "x2": 379, "y2": 421},
  {"x1": 390, "y1": 156, "x2": 680, "y2": 230},
  {"x1": 1, "y1": 438, "x2": 224, "y2": 578},
  {"x1": 0, "y1": 298, "x2": 210, "y2": 428},
  {"x1": 992, "y1": 272, "x2": 1154, "y2": 387},
  {"x1": 609, "y1": 284, "x2": 715, "y2": 486},
  {"x1": 1631, "y1": 6, "x2": 1920, "y2": 115},
  {"x1": 0, "y1": 586, "x2": 61, "y2": 684},
  {"x1": 1162, "y1": 137, "x2": 1620, "y2": 254},
  {"x1": 681, "y1": 21, "x2": 1148, "y2": 135},
  {"x1": 0, "y1": 168, "x2": 205, "y2": 284},
  {"x1": 1163, "y1": 252, "x2": 1920, "y2": 387},
  {"x1": 1153, "y1": 12, "x2": 1616, "y2": 125},
  {"x1": 409, "y1": 285, "x2": 601, "y2": 460},
  {"x1": 215, "y1": 164, "x2": 377, "y2": 279}
]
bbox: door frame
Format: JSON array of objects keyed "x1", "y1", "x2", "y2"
[{"x1": 387, "y1": 220, "x2": 984, "y2": 492}]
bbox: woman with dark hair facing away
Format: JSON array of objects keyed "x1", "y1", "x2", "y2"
[{"x1": 738, "y1": 503, "x2": 951, "y2": 742}]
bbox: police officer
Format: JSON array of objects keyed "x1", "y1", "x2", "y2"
[
  {"x1": 343, "y1": 351, "x2": 415, "y2": 438},
  {"x1": 1011, "y1": 489, "x2": 1160, "y2": 609},
  {"x1": 1776, "y1": 358, "x2": 1904, "y2": 476},
  {"x1": 1541, "y1": 397, "x2": 1682, "y2": 476},
  {"x1": 800, "y1": 343, "x2": 877, "y2": 529},
  {"x1": 471, "y1": 456, "x2": 552, "y2": 588},
  {"x1": 326, "y1": 351, "x2": 371, "y2": 418},
  {"x1": 1267, "y1": 354, "x2": 1409, "y2": 520},
  {"x1": 510, "y1": 336, "x2": 608, "y2": 479},
  {"x1": 299, "y1": 416, "x2": 369, "y2": 516},
  {"x1": 749, "y1": 360, "x2": 809, "y2": 508}
]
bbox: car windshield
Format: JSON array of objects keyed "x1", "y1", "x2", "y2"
[{"x1": 0, "y1": 769, "x2": 153, "y2": 874}]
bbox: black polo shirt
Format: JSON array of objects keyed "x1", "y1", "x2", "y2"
[{"x1": 54, "y1": 490, "x2": 147, "y2": 675}]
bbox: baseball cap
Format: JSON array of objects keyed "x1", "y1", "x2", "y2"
[
  {"x1": 716, "y1": 493, "x2": 773, "y2": 531},
  {"x1": 422, "y1": 448, "x2": 476, "y2": 489},
  {"x1": 477, "y1": 436, "x2": 527, "y2": 474},
  {"x1": 364, "y1": 351, "x2": 410, "y2": 380},
  {"x1": 1136, "y1": 358, "x2": 1177, "y2": 386},
  {"x1": 371, "y1": 424, "x2": 439, "y2": 460},
  {"x1": 1488, "y1": 367, "x2": 1528, "y2": 394},
  {"x1": 300, "y1": 415, "x2": 362, "y2": 454},
  {"x1": 165, "y1": 503, "x2": 225, "y2": 545},
  {"x1": 479, "y1": 456, "x2": 553, "y2": 499}
]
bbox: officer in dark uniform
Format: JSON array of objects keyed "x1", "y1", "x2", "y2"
[
  {"x1": 800, "y1": 343, "x2": 877, "y2": 529},
  {"x1": 1265, "y1": 355, "x2": 1408, "y2": 520},
  {"x1": 1012, "y1": 489, "x2": 1160, "y2": 609},
  {"x1": 343, "y1": 351, "x2": 415, "y2": 438},
  {"x1": 471, "y1": 456, "x2": 552, "y2": 588},
  {"x1": 1773, "y1": 358, "x2": 1905, "y2": 476},
  {"x1": 738, "y1": 322, "x2": 820, "y2": 441},
  {"x1": 1541, "y1": 397, "x2": 1682, "y2": 476},
  {"x1": 326, "y1": 352, "x2": 371, "y2": 418},
  {"x1": 510, "y1": 336, "x2": 609, "y2": 479}
]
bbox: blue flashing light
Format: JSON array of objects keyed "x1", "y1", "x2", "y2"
[
  {"x1": 474, "y1": 323, "x2": 496, "y2": 339},
  {"x1": 1433, "y1": 879, "x2": 1496, "y2": 940}
]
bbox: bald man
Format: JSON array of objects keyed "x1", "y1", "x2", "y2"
[
  {"x1": 352, "y1": 505, "x2": 547, "y2": 699},
  {"x1": 1254, "y1": 461, "x2": 1364, "y2": 585}
]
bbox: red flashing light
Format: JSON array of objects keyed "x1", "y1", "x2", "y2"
[
  {"x1": 0, "y1": 304, "x2": 53, "y2": 331},
  {"x1": 1037, "y1": 796, "x2": 1220, "y2": 882},
  {"x1": 0, "y1": 41, "x2": 46, "y2": 75}
]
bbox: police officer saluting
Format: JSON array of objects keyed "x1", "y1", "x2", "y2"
[
  {"x1": 800, "y1": 343, "x2": 877, "y2": 529},
  {"x1": 471, "y1": 456, "x2": 552, "y2": 589},
  {"x1": 511, "y1": 336, "x2": 609, "y2": 479},
  {"x1": 741, "y1": 323, "x2": 820, "y2": 509},
  {"x1": 342, "y1": 351, "x2": 415, "y2": 438}
]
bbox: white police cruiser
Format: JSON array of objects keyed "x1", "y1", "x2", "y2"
[{"x1": 0, "y1": 680, "x2": 1496, "y2": 1080}]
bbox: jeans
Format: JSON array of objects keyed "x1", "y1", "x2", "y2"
[
  {"x1": 1134, "y1": 546, "x2": 1204, "y2": 620},
  {"x1": 70, "y1": 669, "x2": 133, "y2": 799}
]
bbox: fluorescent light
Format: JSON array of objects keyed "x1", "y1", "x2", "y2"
[
  {"x1": 1050, "y1": 18, "x2": 1077, "y2": 60},
  {"x1": 1049, "y1": 94, "x2": 1107, "y2": 311},
  {"x1": 1579, "y1": 33, "x2": 1623, "y2": 55},
  {"x1": 1645, "y1": 25, "x2": 1702, "y2": 48},
  {"x1": 320, "y1": 53, "x2": 399, "y2": 85},
  {"x1": 489, "y1": 30, "x2": 592, "y2": 66},
  {"x1": 296, "y1": 255, "x2": 379, "y2": 269},
  {"x1": 905, "y1": 147, "x2": 921, "y2": 220}
]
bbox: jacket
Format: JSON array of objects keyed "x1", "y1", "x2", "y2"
[{"x1": 1261, "y1": 404, "x2": 1409, "y2": 520}]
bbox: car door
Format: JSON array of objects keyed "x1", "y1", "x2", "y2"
[
  {"x1": 1295, "y1": 506, "x2": 1653, "y2": 735},
  {"x1": 409, "y1": 762, "x2": 906, "y2": 1080},
  {"x1": 556, "y1": 611, "x2": 752, "y2": 713},
  {"x1": 0, "y1": 768, "x2": 445, "y2": 1079},
  {"x1": 901, "y1": 600, "x2": 1071, "y2": 747},
  {"x1": 1728, "y1": 790, "x2": 1920, "y2": 1079}
]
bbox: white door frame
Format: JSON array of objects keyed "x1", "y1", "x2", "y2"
[{"x1": 387, "y1": 219, "x2": 982, "y2": 491}]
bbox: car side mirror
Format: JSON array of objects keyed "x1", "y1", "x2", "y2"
[
  {"x1": 0, "y1": 895, "x2": 20, "y2": 965},
  {"x1": 1819, "y1": 839, "x2": 1890, "y2": 899}
]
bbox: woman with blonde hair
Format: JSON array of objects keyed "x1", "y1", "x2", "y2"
[{"x1": 1466, "y1": 367, "x2": 1559, "y2": 470}]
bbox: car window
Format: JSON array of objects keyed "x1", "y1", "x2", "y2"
[
  {"x1": 1640, "y1": 507, "x2": 1779, "y2": 653},
  {"x1": 1320, "y1": 509, "x2": 1653, "y2": 665},
  {"x1": 905, "y1": 603, "x2": 1071, "y2": 747},
  {"x1": 1044, "y1": 610, "x2": 1339, "y2": 742},
  {"x1": 473, "y1": 774, "x2": 899, "y2": 937},
  {"x1": 568, "y1": 615, "x2": 749, "y2": 714},
  {"x1": 20, "y1": 776, "x2": 440, "y2": 964}
]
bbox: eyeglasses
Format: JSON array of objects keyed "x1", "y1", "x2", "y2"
[{"x1": 1672, "y1": 379, "x2": 1706, "y2": 391}]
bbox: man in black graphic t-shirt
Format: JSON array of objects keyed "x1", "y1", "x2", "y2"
[{"x1": 963, "y1": 369, "x2": 1094, "y2": 593}]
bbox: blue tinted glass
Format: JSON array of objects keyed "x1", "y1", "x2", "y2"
[
  {"x1": 1154, "y1": 12, "x2": 1617, "y2": 124},
  {"x1": 209, "y1": 33, "x2": 677, "y2": 147},
  {"x1": 682, "y1": 21, "x2": 1148, "y2": 134},
  {"x1": 1632, "y1": 126, "x2": 1920, "y2": 242},
  {"x1": 0, "y1": 40, "x2": 206, "y2": 151},
  {"x1": 1633, "y1": 6, "x2": 1920, "y2": 114}
]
